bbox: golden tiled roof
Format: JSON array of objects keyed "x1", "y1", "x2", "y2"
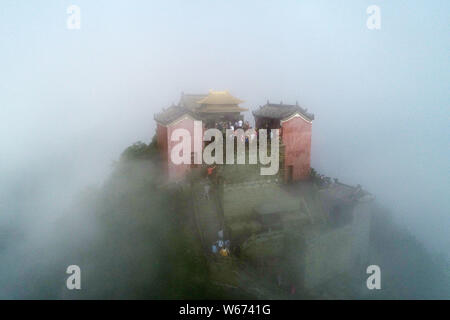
[
  {"x1": 197, "y1": 104, "x2": 248, "y2": 113},
  {"x1": 196, "y1": 90, "x2": 245, "y2": 105}
]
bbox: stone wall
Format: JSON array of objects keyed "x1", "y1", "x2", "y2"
[
  {"x1": 300, "y1": 200, "x2": 372, "y2": 289},
  {"x1": 221, "y1": 180, "x2": 288, "y2": 221},
  {"x1": 301, "y1": 225, "x2": 354, "y2": 289}
]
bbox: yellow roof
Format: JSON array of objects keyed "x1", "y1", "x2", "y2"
[
  {"x1": 196, "y1": 90, "x2": 244, "y2": 105},
  {"x1": 197, "y1": 104, "x2": 248, "y2": 113}
]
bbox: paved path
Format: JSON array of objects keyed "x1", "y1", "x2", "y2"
[
  {"x1": 191, "y1": 179, "x2": 292, "y2": 298},
  {"x1": 191, "y1": 180, "x2": 222, "y2": 251}
]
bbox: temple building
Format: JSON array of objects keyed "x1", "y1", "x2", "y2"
[
  {"x1": 253, "y1": 102, "x2": 314, "y2": 181},
  {"x1": 154, "y1": 90, "x2": 314, "y2": 182}
]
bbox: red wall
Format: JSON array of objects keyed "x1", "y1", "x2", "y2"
[
  {"x1": 157, "y1": 117, "x2": 203, "y2": 181},
  {"x1": 157, "y1": 114, "x2": 312, "y2": 182},
  {"x1": 156, "y1": 123, "x2": 168, "y2": 173},
  {"x1": 281, "y1": 115, "x2": 312, "y2": 181}
]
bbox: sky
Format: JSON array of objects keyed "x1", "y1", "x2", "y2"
[{"x1": 0, "y1": 0, "x2": 449, "y2": 255}]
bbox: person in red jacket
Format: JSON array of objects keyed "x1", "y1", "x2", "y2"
[{"x1": 207, "y1": 165, "x2": 216, "y2": 177}]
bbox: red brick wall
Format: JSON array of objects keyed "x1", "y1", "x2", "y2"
[
  {"x1": 156, "y1": 123, "x2": 168, "y2": 173},
  {"x1": 281, "y1": 115, "x2": 312, "y2": 181},
  {"x1": 166, "y1": 117, "x2": 203, "y2": 181}
]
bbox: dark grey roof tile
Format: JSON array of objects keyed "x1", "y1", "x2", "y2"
[
  {"x1": 154, "y1": 105, "x2": 197, "y2": 125},
  {"x1": 252, "y1": 102, "x2": 314, "y2": 121}
]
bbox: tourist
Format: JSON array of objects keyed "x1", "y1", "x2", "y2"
[
  {"x1": 207, "y1": 165, "x2": 216, "y2": 177},
  {"x1": 219, "y1": 247, "x2": 229, "y2": 257}
]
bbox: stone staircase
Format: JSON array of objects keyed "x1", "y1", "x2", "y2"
[{"x1": 191, "y1": 180, "x2": 222, "y2": 251}]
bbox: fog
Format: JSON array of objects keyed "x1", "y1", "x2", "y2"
[{"x1": 0, "y1": 1, "x2": 448, "y2": 298}]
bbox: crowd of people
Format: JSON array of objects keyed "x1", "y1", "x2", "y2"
[
  {"x1": 210, "y1": 119, "x2": 250, "y2": 132},
  {"x1": 208, "y1": 119, "x2": 259, "y2": 145},
  {"x1": 211, "y1": 231, "x2": 231, "y2": 257}
]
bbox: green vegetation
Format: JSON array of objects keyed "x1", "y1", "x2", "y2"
[
  {"x1": 2, "y1": 139, "x2": 447, "y2": 299},
  {"x1": 74, "y1": 140, "x2": 234, "y2": 299},
  {"x1": 120, "y1": 137, "x2": 159, "y2": 161}
]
